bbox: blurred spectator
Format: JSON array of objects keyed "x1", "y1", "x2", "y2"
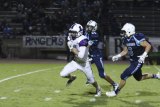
[
  {"x1": 3, "y1": 24, "x2": 13, "y2": 38},
  {"x1": 22, "y1": 18, "x2": 33, "y2": 34},
  {"x1": 17, "y1": 2, "x2": 24, "y2": 13},
  {"x1": 108, "y1": 13, "x2": 121, "y2": 36},
  {"x1": 3, "y1": 1, "x2": 10, "y2": 11},
  {"x1": 0, "y1": 0, "x2": 105, "y2": 36},
  {"x1": 39, "y1": 17, "x2": 47, "y2": 35},
  {"x1": 0, "y1": 22, "x2": 4, "y2": 32}
]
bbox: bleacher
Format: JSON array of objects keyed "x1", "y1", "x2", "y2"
[
  {"x1": 0, "y1": 12, "x2": 23, "y2": 30},
  {"x1": 109, "y1": 2, "x2": 160, "y2": 37},
  {"x1": 0, "y1": 0, "x2": 64, "y2": 36}
]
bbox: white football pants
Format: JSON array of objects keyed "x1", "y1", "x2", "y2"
[{"x1": 60, "y1": 60, "x2": 95, "y2": 83}]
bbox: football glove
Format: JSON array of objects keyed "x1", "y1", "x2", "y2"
[
  {"x1": 138, "y1": 52, "x2": 148, "y2": 63},
  {"x1": 112, "y1": 54, "x2": 121, "y2": 62}
]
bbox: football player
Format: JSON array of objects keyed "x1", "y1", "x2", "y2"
[
  {"x1": 85, "y1": 20, "x2": 118, "y2": 90},
  {"x1": 60, "y1": 23, "x2": 101, "y2": 97},
  {"x1": 106, "y1": 23, "x2": 160, "y2": 97}
]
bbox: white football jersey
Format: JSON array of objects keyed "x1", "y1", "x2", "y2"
[{"x1": 72, "y1": 35, "x2": 89, "y2": 64}]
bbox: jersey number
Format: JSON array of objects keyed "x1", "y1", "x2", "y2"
[{"x1": 128, "y1": 47, "x2": 134, "y2": 56}]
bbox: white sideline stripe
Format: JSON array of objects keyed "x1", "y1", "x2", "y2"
[
  {"x1": 153, "y1": 66, "x2": 160, "y2": 72},
  {"x1": 0, "y1": 68, "x2": 51, "y2": 83}
]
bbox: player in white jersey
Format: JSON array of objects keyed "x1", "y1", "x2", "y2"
[{"x1": 60, "y1": 23, "x2": 101, "y2": 97}]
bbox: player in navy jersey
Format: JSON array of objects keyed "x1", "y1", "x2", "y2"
[
  {"x1": 85, "y1": 20, "x2": 118, "y2": 90},
  {"x1": 106, "y1": 23, "x2": 160, "y2": 97}
]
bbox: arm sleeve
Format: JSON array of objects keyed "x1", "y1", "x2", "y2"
[
  {"x1": 77, "y1": 39, "x2": 88, "y2": 59},
  {"x1": 77, "y1": 46, "x2": 87, "y2": 59}
]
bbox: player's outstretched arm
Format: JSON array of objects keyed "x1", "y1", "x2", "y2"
[
  {"x1": 138, "y1": 40, "x2": 151, "y2": 63},
  {"x1": 112, "y1": 46, "x2": 128, "y2": 62},
  {"x1": 140, "y1": 40, "x2": 151, "y2": 53},
  {"x1": 119, "y1": 46, "x2": 128, "y2": 57}
]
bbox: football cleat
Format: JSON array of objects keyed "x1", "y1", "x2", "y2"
[
  {"x1": 156, "y1": 72, "x2": 160, "y2": 79},
  {"x1": 95, "y1": 87, "x2": 101, "y2": 97},
  {"x1": 113, "y1": 83, "x2": 119, "y2": 91},
  {"x1": 66, "y1": 75, "x2": 77, "y2": 86},
  {"x1": 106, "y1": 91, "x2": 117, "y2": 97}
]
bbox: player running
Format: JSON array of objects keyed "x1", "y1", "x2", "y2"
[
  {"x1": 85, "y1": 20, "x2": 118, "y2": 90},
  {"x1": 60, "y1": 23, "x2": 101, "y2": 97},
  {"x1": 106, "y1": 23, "x2": 160, "y2": 97}
]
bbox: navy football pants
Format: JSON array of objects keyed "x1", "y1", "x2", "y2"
[
  {"x1": 121, "y1": 61, "x2": 143, "y2": 81},
  {"x1": 91, "y1": 56, "x2": 106, "y2": 78}
]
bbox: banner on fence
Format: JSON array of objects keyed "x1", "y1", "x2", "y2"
[
  {"x1": 108, "y1": 37, "x2": 160, "y2": 56},
  {"x1": 23, "y1": 36, "x2": 66, "y2": 48}
]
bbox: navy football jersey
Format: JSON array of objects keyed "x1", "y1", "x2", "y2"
[
  {"x1": 122, "y1": 33, "x2": 147, "y2": 61},
  {"x1": 85, "y1": 32, "x2": 101, "y2": 56}
]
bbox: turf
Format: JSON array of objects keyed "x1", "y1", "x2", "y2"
[{"x1": 0, "y1": 60, "x2": 160, "y2": 107}]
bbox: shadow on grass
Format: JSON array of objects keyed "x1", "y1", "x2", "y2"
[
  {"x1": 119, "y1": 91, "x2": 159, "y2": 98},
  {"x1": 61, "y1": 88, "x2": 109, "y2": 107},
  {"x1": 135, "y1": 91, "x2": 159, "y2": 96},
  {"x1": 61, "y1": 89, "x2": 159, "y2": 107},
  {"x1": 115, "y1": 90, "x2": 160, "y2": 107},
  {"x1": 116, "y1": 98, "x2": 157, "y2": 107},
  {"x1": 62, "y1": 96, "x2": 109, "y2": 107},
  {"x1": 61, "y1": 84, "x2": 117, "y2": 107}
]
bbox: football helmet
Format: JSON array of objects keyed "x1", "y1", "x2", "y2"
[
  {"x1": 86, "y1": 20, "x2": 97, "y2": 32},
  {"x1": 120, "y1": 23, "x2": 135, "y2": 37},
  {"x1": 69, "y1": 23, "x2": 83, "y2": 39}
]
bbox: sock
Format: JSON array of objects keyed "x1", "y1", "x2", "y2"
[
  {"x1": 115, "y1": 88, "x2": 120, "y2": 94},
  {"x1": 152, "y1": 74, "x2": 157, "y2": 79},
  {"x1": 112, "y1": 82, "x2": 117, "y2": 86}
]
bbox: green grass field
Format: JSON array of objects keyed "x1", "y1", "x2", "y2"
[{"x1": 0, "y1": 60, "x2": 160, "y2": 107}]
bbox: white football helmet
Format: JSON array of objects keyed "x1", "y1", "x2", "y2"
[
  {"x1": 86, "y1": 20, "x2": 97, "y2": 32},
  {"x1": 69, "y1": 23, "x2": 83, "y2": 38},
  {"x1": 121, "y1": 23, "x2": 135, "y2": 37}
]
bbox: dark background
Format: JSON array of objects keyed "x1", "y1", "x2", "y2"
[{"x1": 0, "y1": 0, "x2": 159, "y2": 62}]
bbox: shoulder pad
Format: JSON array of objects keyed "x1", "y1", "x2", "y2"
[
  {"x1": 79, "y1": 39, "x2": 88, "y2": 47},
  {"x1": 134, "y1": 33, "x2": 145, "y2": 40}
]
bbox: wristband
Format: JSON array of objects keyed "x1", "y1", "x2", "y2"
[
  {"x1": 117, "y1": 54, "x2": 122, "y2": 58},
  {"x1": 142, "y1": 52, "x2": 147, "y2": 57}
]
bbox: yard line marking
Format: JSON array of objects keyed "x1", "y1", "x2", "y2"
[
  {"x1": 89, "y1": 98, "x2": 96, "y2": 102},
  {"x1": 153, "y1": 65, "x2": 160, "y2": 72},
  {"x1": 44, "y1": 97, "x2": 52, "y2": 101},
  {"x1": 135, "y1": 100, "x2": 142, "y2": 104},
  {"x1": 54, "y1": 90, "x2": 61, "y2": 93},
  {"x1": 0, "y1": 66, "x2": 62, "y2": 83},
  {"x1": 0, "y1": 68, "x2": 51, "y2": 83},
  {"x1": 0, "y1": 96, "x2": 7, "y2": 100},
  {"x1": 14, "y1": 89, "x2": 21, "y2": 93}
]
